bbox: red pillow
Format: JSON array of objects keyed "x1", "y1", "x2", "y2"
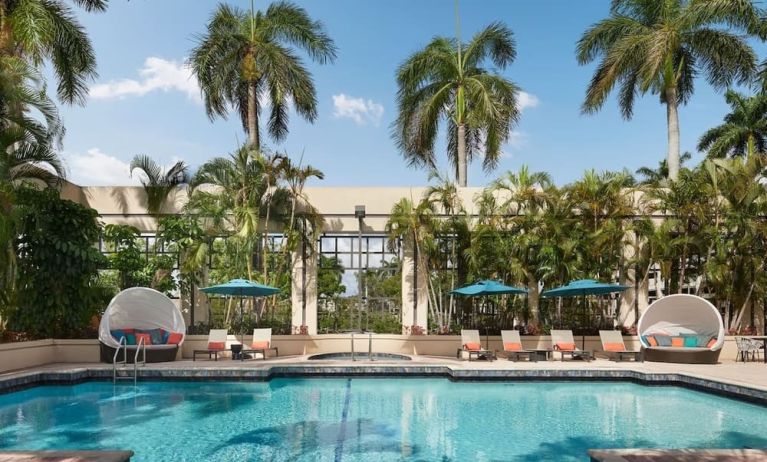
[
  {"x1": 504, "y1": 342, "x2": 522, "y2": 351},
  {"x1": 208, "y1": 341, "x2": 226, "y2": 350},
  {"x1": 646, "y1": 336, "x2": 658, "y2": 347},
  {"x1": 251, "y1": 340, "x2": 270, "y2": 349},
  {"x1": 464, "y1": 342, "x2": 482, "y2": 351},
  {"x1": 603, "y1": 342, "x2": 625, "y2": 352},
  {"x1": 671, "y1": 337, "x2": 684, "y2": 347},
  {"x1": 135, "y1": 333, "x2": 152, "y2": 345},
  {"x1": 167, "y1": 332, "x2": 183, "y2": 345},
  {"x1": 555, "y1": 342, "x2": 576, "y2": 351},
  {"x1": 706, "y1": 337, "x2": 718, "y2": 348}
]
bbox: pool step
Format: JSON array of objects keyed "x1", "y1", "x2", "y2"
[{"x1": 589, "y1": 449, "x2": 767, "y2": 461}]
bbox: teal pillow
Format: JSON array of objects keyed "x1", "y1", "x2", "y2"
[
  {"x1": 683, "y1": 335, "x2": 698, "y2": 347},
  {"x1": 125, "y1": 332, "x2": 136, "y2": 345}
]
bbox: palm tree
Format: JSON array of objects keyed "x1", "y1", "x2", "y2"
[
  {"x1": 129, "y1": 155, "x2": 190, "y2": 219},
  {"x1": 577, "y1": 0, "x2": 760, "y2": 181},
  {"x1": 636, "y1": 152, "x2": 693, "y2": 185},
  {"x1": 0, "y1": 0, "x2": 106, "y2": 105},
  {"x1": 189, "y1": 2, "x2": 336, "y2": 150},
  {"x1": 698, "y1": 90, "x2": 767, "y2": 158},
  {"x1": 393, "y1": 22, "x2": 520, "y2": 187}
]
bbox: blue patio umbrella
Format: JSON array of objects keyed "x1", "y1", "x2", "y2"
[
  {"x1": 542, "y1": 279, "x2": 629, "y2": 348},
  {"x1": 201, "y1": 279, "x2": 280, "y2": 352},
  {"x1": 450, "y1": 279, "x2": 528, "y2": 296},
  {"x1": 452, "y1": 280, "x2": 528, "y2": 348}
]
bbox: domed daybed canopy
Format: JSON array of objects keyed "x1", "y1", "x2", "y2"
[
  {"x1": 98, "y1": 287, "x2": 186, "y2": 363},
  {"x1": 637, "y1": 294, "x2": 725, "y2": 364}
]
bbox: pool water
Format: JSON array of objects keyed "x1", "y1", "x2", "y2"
[{"x1": 0, "y1": 379, "x2": 765, "y2": 461}]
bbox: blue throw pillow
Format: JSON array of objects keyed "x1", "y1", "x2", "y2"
[
  {"x1": 655, "y1": 335, "x2": 672, "y2": 346},
  {"x1": 148, "y1": 329, "x2": 164, "y2": 345},
  {"x1": 111, "y1": 329, "x2": 125, "y2": 342},
  {"x1": 160, "y1": 329, "x2": 170, "y2": 344},
  {"x1": 683, "y1": 335, "x2": 698, "y2": 347}
]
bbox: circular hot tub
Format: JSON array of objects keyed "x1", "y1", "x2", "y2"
[{"x1": 307, "y1": 352, "x2": 412, "y2": 361}]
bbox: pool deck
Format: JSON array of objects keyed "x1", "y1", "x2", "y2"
[{"x1": 2, "y1": 355, "x2": 766, "y2": 403}]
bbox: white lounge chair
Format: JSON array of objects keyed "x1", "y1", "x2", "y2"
[
  {"x1": 551, "y1": 330, "x2": 593, "y2": 361},
  {"x1": 501, "y1": 330, "x2": 537, "y2": 362},
  {"x1": 193, "y1": 329, "x2": 228, "y2": 361},
  {"x1": 457, "y1": 329, "x2": 495, "y2": 361},
  {"x1": 241, "y1": 328, "x2": 279, "y2": 360},
  {"x1": 599, "y1": 330, "x2": 642, "y2": 362}
]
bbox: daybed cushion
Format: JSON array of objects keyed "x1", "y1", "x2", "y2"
[{"x1": 644, "y1": 346, "x2": 710, "y2": 352}]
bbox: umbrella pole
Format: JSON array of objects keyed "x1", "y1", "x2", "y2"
[{"x1": 581, "y1": 293, "x2": 586, "y2": 350}]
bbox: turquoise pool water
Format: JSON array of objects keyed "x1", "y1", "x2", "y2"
[{"x1": 1, "y1": 379, "x2": 765, "y2": 461}]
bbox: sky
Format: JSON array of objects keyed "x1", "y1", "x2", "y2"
[{"x1": 53, "y1": 0, "x2": 767, "y2": 188}]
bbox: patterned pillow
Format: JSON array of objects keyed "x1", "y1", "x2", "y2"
[
  {"x1": 147, "y1": 329, "x2": 164, "y2": 345},
  {"x1": 160, "y1": 329, "x2": 170, "y2": 344}
]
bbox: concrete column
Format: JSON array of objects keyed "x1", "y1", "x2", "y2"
[
  {"x1": 618, "y1": 230, "x2": 648, "y2": 328},
  {"x1": 401, "y1": 236, "x2": 428, "y2": 334},
  {"x1": 291, "y1": 239, "x2": 318, "y2": 335}
]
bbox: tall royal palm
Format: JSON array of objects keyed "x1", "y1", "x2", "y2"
[
  {"x1": 0, "y1": 0, "x2": 105, "y2": 105},
  {"x1": 698, "y1": 90, "x2": 767, "y2": 158},
  {"x1": 190, "y1": 2, "x2": 336, "y2": 150},
  {"x1": 577, "y1": 0, "x2": 760, "y2": 180},
  {"x1": 394, "y1": 22, "x2": 520, "y2": 187}
]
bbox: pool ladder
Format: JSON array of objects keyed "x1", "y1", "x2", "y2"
[
  {"x1": 112, "y1": 337, "x2": 146, "y2": 385},
  {"x1": 350, "y1": 331, "x2": 373, "y2": 361}
]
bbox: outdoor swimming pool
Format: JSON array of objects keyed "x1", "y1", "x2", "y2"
[{"x1": 0, "y1": 379, "x2": 765, "y2": 461}]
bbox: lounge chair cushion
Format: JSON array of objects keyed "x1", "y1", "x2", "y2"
[
  {"x1": 671, "y1": 337, "x2": 684, "y2": 347},
  {"x1": 135, "y1": 333, "x2": 152, "y2": 345},
  {"x1": 208, "y1": 341, "x2": 226, "y2": 350},
  {"x1": 504, "y1": 342, "x2": 522, "y2": 351},
  {"x1": 251, "y1": 341, "x2": 269, "y2": 349},
  {"x1": 683, "y1": 335, "x2": 698, "y2": 347},
  {"x1": 603, "y1": 343, "x2": 625, "y2": 352},
  {"x1": 555, "y1": 342, "x2": 576, "y2": 351},
  {"x1": 464, "y1": 342, "x2": 482, "y2": 351},
  {"x1": 167, "y1": 332, "x2": 183, "y2": 345}
]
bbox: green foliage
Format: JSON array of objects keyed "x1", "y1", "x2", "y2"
[
  {"x1": 8, "y1": 188, "x2": 105, "y2": 338},
  {"x1": 318, "y1": 256, "x2": 345, "y2": 298},
  {"x1": 103, "y1": 224, "x2": 145, "y2": 290},
  {"x1": 698, "y1": 90, "x2": 767, "y2": 158}
]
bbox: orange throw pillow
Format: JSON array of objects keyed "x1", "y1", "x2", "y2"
[
  {"x1": 167, "y1": 332, "x2": 183, "y2": 345},
  {"x1": 646, "y1": 336, "x2": 658, "y2": 347},
  {"x1": 671, "y1": 337, "x2": 684, "y2": 347},
  {"x1": 603, "y1": 342, "x2": 625, "y2": 352},
  {"x1": 556, "y1": 342, "x2": 576, "y2": 351},
  {"x1": 706, "y1": 337, "x2": 718, "y2": 348},
  {"x1": 208, "y1": 341, "x2": 226, "y2": 350},
  {"x1": 251, "y1": 340, "x2": 270, "y2": 349},
  {"x1": 504, "y1": 342, "x2": 522, "y2": 351},
  {"x1": 464, "y1": 342, "x2": 482, "y2": 351},
  {"x1": 135, "y1": 333, "x2": 152, "y2": 345}
]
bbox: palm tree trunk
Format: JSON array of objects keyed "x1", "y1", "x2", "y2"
[
  {"x1": 247, "y1": 81, "x2": 259, "y2": 150},
  {"x1": 527, "y1": 275, "x2": 539, "y2": 324},
  {"x1": 457, "y1": 123, "x2": 467, "y2": 187},
  {"x1": 666, "y1": 86, "x2": 680, "y2": 181}
]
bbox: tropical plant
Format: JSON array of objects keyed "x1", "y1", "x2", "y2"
[
  {"x1": 698, "y1": 90, "x2": 767, "y2": 158},
  {"x1": 636, "y1": 152, "x2": 693, "y2": 185},
  {"x1": 189, "y1": 1, "x2": 336, "y2": 149},
  {"x1": 7, "y1": 187, "x2": 105, "y2": 338},
  {"x1": 393, "y1": 22, "x2": 520, "y2": 186},
  {"x1": 0, "y1": 0, "x2": 106, "y2": 105},
  {"x1": 130, "y1": 155, "x2": 190, "y2": 219},
  {"x1": 577, "y1": 0, "x2": 761, "y2": 180}
]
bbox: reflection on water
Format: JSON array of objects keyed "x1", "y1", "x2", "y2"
[{"x1": 0, "y1": 379, "x2": 766, "y2": 461}]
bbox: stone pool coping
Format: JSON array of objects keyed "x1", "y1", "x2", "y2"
[{"x1": 2, "y1": 360, "x2": 767, "y2": 406}]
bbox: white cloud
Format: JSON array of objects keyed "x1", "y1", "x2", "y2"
[
  {"x1": 89, "y1": 57, "x2": 199, "y2": 101},
  {"x1": 332, "y1": 93, "x2": 384, "y2": 126},
  {"x1": 517, "y1": 91, "x2": 539, "y2": 112},
  {"x1": 64, "y1": 148, "x2": 141, "y2": 186}
]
